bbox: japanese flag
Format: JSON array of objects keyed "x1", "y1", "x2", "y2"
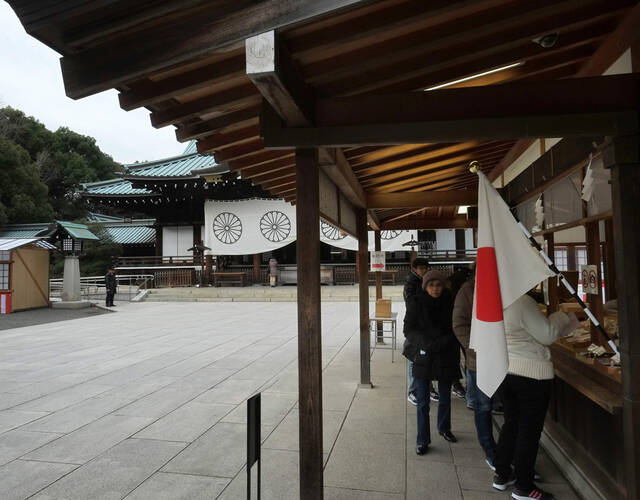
[{"x1": 470, "y1": 171, "x2": 555, "y2": 396}]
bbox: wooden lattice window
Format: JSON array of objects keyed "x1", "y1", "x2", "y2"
[{"x1": 0, "y1": 251, "x2": 10, "y2": 290}]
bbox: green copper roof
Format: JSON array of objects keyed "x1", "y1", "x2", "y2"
[
  {"x1": 81, "y1": 178, "x2": 153, "y2": 196},
  {"x1": 123, "y1": 152, "x2": 218, "y2": 179},
  {"x1": 182, "y1": 141, "x2": 198, "y2": 154},
  {"x1": 105, "y1": 225, "x2": 155, "y2": 244},
  {"x1": 57, "y1": 221, "x2": 99, "y2": 240},
  {"x1": 0, "y1": 223, "x2": 48, "y2": 238}
]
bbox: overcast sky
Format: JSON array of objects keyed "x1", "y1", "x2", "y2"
[{"x1": 0, "y1": 2, "x2": 185, "y2": 165}]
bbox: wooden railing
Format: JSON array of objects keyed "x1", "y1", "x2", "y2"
[{"x1": 116, "y1": 255, "x2": 204, "y2": 267}]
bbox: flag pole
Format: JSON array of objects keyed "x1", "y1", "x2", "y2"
[{"x1": 468, "y1": 161, "x2": 619, "y2": 356}]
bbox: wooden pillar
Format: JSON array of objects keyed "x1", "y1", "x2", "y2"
[
  {"x1": 604, "y1": 219, "x2": 617, "y2": 300},
  {"x1": 374, "y1": 231, "x2": 383, "y2": 343},
  {"x1": 357, "y1": 209, "x2": 371, "y2": 386},
  {"x1": 585, "y1": 221, "x2": 605, "y2": 345},
  {"x1": 604, "y1": 135, "x2": 640, "y2": 500},
  {"x1": 253, "y1": 253, "x2": 261, "y2": 284},
  {"x1": 205, "y1": 254, "x2": 213, "y2": 284},
  {"x1": 544, "y1": 233, "x2": 559, "y2": 314},
  {"x1": 295, "y1": 148, "x2": 323, "y2": 499},
  {"x1": 155, "y1": 226, "x2": 163, "y2": 257}
]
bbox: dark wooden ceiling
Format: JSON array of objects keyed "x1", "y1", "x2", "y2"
[{"x1": 9, "y1": 0, "x2": 638, "y2": 226}]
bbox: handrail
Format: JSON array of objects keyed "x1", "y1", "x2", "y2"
[{"x1": 49, "y1": 274, "x2": 155, "y2": 301}]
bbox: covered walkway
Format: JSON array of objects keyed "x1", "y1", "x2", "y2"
[{"x1": 0, "y1": 302, "x2": 576, "y2": 499}]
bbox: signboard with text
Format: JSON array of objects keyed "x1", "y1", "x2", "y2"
[
  {"x1": 581, "y1": 264, "x2": 598, "y2": 295},
  {"x1": 370, "y1": 251, "x2": 386, "y2": 272}
]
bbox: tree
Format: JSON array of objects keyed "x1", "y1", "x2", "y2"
[
  {"x1": 0, "y1": 107, "x2": 120, "y2": 222},
  {"x1": 0, "y1": 137, "x2": 53, "y2": 226}
]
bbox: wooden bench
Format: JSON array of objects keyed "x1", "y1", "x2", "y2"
[{"x1": 213, "y1": 272, "x2": 247, "y2": 287}]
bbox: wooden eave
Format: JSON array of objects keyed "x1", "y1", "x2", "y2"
[{"x1": 9, "y1": 0, "x2": 640, "y2": 230}]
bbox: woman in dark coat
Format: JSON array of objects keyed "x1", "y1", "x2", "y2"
[{"x1": 404, "y1": 270, "x2": 460, "y2": 454}]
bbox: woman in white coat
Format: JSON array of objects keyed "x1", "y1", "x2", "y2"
[{"x1": 492, "y1": 292, "x2": 578, "y2": 500}]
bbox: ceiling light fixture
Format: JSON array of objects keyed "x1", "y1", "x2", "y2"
[{"x1": 425, "y1": 61, "x2": 524, "y2": 91}]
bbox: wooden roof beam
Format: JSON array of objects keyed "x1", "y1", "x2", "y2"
[
  {"x1": 247, "y1": 30, "x2": 366, "y2": 209},
  {"x1": 176, "y1": 109, "x2": 259, "y2": 143},
  {"x1": 119, "y1": 55, "x2": 246, "y2": 111},
  {"x1": 367, "y1": 210, "x2": 381, "y2": 231},
  {"x1": 489, "y1": 4, "x2": 640, "y2": 182},
  {"x1": 263, "y1": 74, "x2": 640, "y2": 147},
  {"x1": 58, "y1": 0, "x2": 374, "y2": 99},
  {"x1": 367, "y1": 191, "x2": 478, "y2": 210},
  {"x1": 381, "y1": 216, "x2": 475, "y2": 230},
  {"x1": 150, "y1": 84, "x2": 259, "y2": 128}
]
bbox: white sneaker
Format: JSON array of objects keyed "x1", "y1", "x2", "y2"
[{"x1": 407, "y1": 393, "x2": 418, "y2": 406}]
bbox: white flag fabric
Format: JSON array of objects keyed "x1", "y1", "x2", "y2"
[
  {"x1": 319, "y1": 222, "x2": 417, "y2": 252},
  {"x1": 204, "y1": 199, "x2": 297, "y2": 255},
  {"x1": 470, "y1": 171, "x2": 555, "y2": 396},
  {"x1": 204, "y1": 198, "x2": 418, "y2": 255}
]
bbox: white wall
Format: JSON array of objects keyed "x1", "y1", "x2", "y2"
[
  {"x1": 162, "y1": 226, "x2": 193, "y2": 256},
  {"x1": 436, "y1": 229, "x2": 457, "y2": 250},
  {"x1": 465, "y1": 228, "x2": 474, "y2": 249}
]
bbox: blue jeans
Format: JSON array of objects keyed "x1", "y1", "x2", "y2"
[
  {"x1": 466, "y1": 368, "x2": 497, "y2": 459},
  {"x1": 414, "y1": 377, "x2": 452, "y2": 446},
  {"x1": 407, "y1": 360, "x2": 417, "y2": 395}
]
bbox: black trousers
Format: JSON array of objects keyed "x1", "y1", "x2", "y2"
[
  {"x1": 494, "y1": 374, "x2": 551, "y2": 491},
  {"x1": 106, "y1": 290, "x2": 115, "y2": 306}
]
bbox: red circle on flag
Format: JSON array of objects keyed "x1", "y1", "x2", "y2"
[{"x1": 476, "y1": 247, "x2": 503, "y2": 322}]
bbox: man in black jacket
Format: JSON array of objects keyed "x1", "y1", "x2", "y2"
[
  {"x1": 105, "y1": 269, "x2": 117, "y2": 307},
  {"x1": 403, "y1": 257, "x2": 429, "y2": 406}
]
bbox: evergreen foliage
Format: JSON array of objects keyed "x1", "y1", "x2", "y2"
[{"x1": 0, "y1": 106, "x2": 120, "y2": 226}]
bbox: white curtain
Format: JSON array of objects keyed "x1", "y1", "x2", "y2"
[
  {"x1": 204, "y1": 199, "x2": 419, "y2": 255},
  {"x1": 204, "y1": 199, "x2": 297, "y2": 255}
]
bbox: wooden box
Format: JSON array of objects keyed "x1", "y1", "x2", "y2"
[{"x1": 375, "y1": 299, "x2": 392, "y2": 318}]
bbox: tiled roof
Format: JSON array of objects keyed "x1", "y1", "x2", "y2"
[
  {"x1": 0, "y1": 238, "x2": 56, "y2": 251},
  {"x1": 56, "y1": 221, "x2": 100, "y2": 240},
  {"x1": 182, "y1": 141, "x2": 198, "y2": 155},
  {"x1": 105, "y1": 225, "x2": 155, "y2": 245},
  {"x1": 0, "y1": 224, "x2": 48, "y2": 238},
  {"x1": 123, "y1": 152, "x2": 218, "y2": 178},
  {"x1": 81, "y1": 178, "x2": 153, "y2": 196}
]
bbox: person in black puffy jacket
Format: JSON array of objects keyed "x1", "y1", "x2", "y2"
[{"x1": 404, "y1": 270, "x2": 460, "y2": 455}]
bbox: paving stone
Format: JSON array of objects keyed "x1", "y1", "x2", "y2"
[
  {"x1": 0, "y1": 429, "x2": 63, "y2": 466},
  {"x1": 221, "y1": 392, "x2": 296, "y2": 426},
  {"x1": 115, "y1": 386, "x2": 204, "y2": 418},
  {"x1": 195, "y1": 378, "x2": 264, "y2": 405},
  {"x1": 15, "y1": 383, "x2": 114, "y2": 412},
  {"x1": 407, "y1": 460, "x2": 462, "y2": 500},
  {"x1": 125, "y1": 471, "x2": 229, "y2": 499},
  {"x1": 216, "y1": 449, "x2": 299, "y2": 500},
  {"x1": 0, "y1": 302, "x2": 581, "y2": 499},
  {"x1": 31, "y1": 438, "x2": 186, "y2": 500},
  {"x1": 461, "y1": 488, "x2": 509, "y2": 499},
  {"x1": 341, "y1": 393, "x2": 405, "y2": 435},
  {"x1": 0, "y1": 409, "x2": 49, "y2": 433},
  {"x1": 324, "y1": 487, "x2": 404, "y2": 499},
  {"x1": 0, "y1": 459, "x2": 78, "y2": 500},
  {"x1": 163, "y1": 422, "x2": 246, "y2": 478},
  {"x1": 0, "y1": 392, "x2": 36, "y2": 410},
  {"x1": 24, "y1": 414, "x2": 154, "y2": 464},
  {"x1": 456, "y1": 464, "x2": 499, "y2": 493},
  {"x1": 324, "y1": 428, "x2": 405, "y2": 493},
  {"x1": 452, "y1": 444, "x2": 491, "y2": 467},
  {"x1": 134, "y1": 401, "x2": 234, "y2": 442},
  {"x1": 262, "y1": 409, "x2": 345, "y2": 453}
]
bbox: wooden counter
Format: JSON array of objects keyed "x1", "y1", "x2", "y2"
[{"x1": 550, "y1": 341, "x2": 621, "y2": 415}]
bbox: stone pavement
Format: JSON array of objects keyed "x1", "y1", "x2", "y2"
[
  {"x1": 0, "y1": 302, "x2": 579, "y2": 499},
  {"x1": 0, "y1": 306, "x2": 107, "y2": 331}
]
